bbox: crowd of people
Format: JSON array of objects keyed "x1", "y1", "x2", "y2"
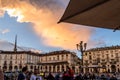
[{"x1": 0, "y1": 66, "x2": 119, "y2": 80}]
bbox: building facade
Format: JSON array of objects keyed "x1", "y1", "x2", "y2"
[
  {"x1": 83, "y1": 46, "x2": 120, "y2": 73},
  {"x1": 0, "y1": 51, "x2": 40, "y2": 72},
  {"x1": 38, "y1": 50, "x2": 81, "y2": 73},
  {"x1": 0, "y1": 50, "x2": 81, "y2": 73}
]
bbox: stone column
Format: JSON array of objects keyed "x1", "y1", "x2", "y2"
[
  {"x1": 75, "y1": 66, "x2": 77, "y2": 73},
  {"x1": 59, "y1": 65, "x2": 62, "y2": 72},
  {"x1": 83, "y1": 67, "x2": 85, "y2": 73},
  {"x1": 64, "y1": 65, "x2": 66, "y2": 71},
  {"x1": 51, "y1": 65, "x2": 53, "y2": 72},
  {"x1": 55, "y1": 65, "x2": 57, "y2": 72},
  {"x1": 43, "y1": 65, "x2": 45, "y2": 72},
  {"x1": 47, "y1": 65, "x2": 49, "y2": 72}
]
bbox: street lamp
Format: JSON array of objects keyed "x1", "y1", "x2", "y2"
[{"x1": 76, "y1": 41, "x2": 87, "y2": 73}]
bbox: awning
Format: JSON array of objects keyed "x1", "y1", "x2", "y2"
[{"x1": 59, "y1": 0, "x2": 120, "y2": 30}]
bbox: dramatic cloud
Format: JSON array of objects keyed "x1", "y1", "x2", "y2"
[
  {"x1": 0, "y1": 9, "x2": 4, "y2": 17},
  {"x1": 0, "y1": 0, "x2": 94, "y2": 50},
  {"x1": 0, "y1": 29, "x2": 10, "y2": 34},
  {"x1": 0, "y1": 0, "x2": 4, "y2": 17},
  {"x1": 88, "y1": 39, "x2": 106, "y2": 49}
]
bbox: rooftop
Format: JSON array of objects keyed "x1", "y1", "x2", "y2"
[{"x1": 86, "y1": 45, "x2": 120, "y2": 52}]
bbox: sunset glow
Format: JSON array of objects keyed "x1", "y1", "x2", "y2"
[
  {"x1": 0, "y1": 0, "x2": 119, "y2": 52},
  {"x1": 0, "y1": 0, "x2": 94, "y2": 50}
]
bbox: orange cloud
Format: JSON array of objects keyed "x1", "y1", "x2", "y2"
[
  {"x1": 0, "y1": 9, "x2": 4, "y2": 17},
  {"x1": 0, "y1": 0, "x2": 94, "y2": 50}
]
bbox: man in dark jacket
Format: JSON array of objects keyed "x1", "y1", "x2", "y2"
[
  {"x1": 45, "y1": 72, "x2": 55, "y2": 80},
  {"x1": 75, "y1": 74, "x2": 83, "y2": 80},
  {"x1": 110, "y1": 75, "x2": 118, "y2": 80},
  {"x1": 17, "y1": 67, "x2": 28, "y2": 80},
  {"x1": 0, "y1": 67, "x2": 4, "y2": 80}
]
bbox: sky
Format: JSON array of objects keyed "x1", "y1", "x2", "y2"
[{"x1": 0, "y1": 0, "x2": 120, "y2": 56}]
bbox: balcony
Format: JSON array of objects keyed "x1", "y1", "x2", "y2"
[
  {"x1": 26, "y1": 62, "x2": 34, "y2": 64},
  {"x1": 9, "y1": 64, "x2": 12, "y2": 66},
  {"x1": 92, "y1": 63, "x2": 98, "y2": 65},
  {"x1": 84, "y1": 62, "x2": 89, "y2": 65},
  {"x1": 110, "y1": 61, "x2": 116, "y2": 64},
  {"x1": 3, "y1": 63, "x2": 7, "y2": 66},
  {"x1": 101, "y1": 62, "x2": 107, "y2": 65},
  {"x1": 116, "y1": 57, "x2": 119, "y2": 62}
]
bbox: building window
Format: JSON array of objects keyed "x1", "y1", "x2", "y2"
[
  {"x1": 10, "y1": 55, "x2": 12, "y2": 59},
  {"x1": 16, "y1": 55, "x2": 17, "y2": 59},
  {"x1": 10, "y1": 61, "x2": 12, "y2": 65},
  {"x1": 5, "y1": 55, "x2": 7, "y2": 59},
  {"x1": 110, "y1": 50, "x2": 113, "y2": 53},
  {"x1": 89, "y1": 55, "x2": 92, "y2": 60},
  {"x1": 21, "y1": 55, "x2": 22, "y2": 59},
  {"x1": 97, "y1": 58, "x2": 100, "y2": 63},
  {"x1": 90, "y1": 61, "x2": 92, "y2": 63},
  {"x1": 0, "y1": 55, "x2": 1, "y2": 59},
  {"x1": 102, "y1": 54, "x2": 104, "y2": 58},
  {"x1": 14, "y1": 66, "x2": 18, "y2": 70},
  {"x1": 53, "y1": 57, "x2": 55, "y2": 61},
  {"x1": 106, "y1": 51, "x2": 108, "y2": 53},
  {"x1": 41, "y1": 66, "x2": 42, "y2": 70},
  {"x1": 62, "y1": 65, "x2": 64, "y2": 71},
  {"x1": 111, "y1": 54, "x2": 113, "y2": 57},
  {"x1": 62, "y1": 55, "x2": 64, "y2": 60},
  {"x1": 102, "y1": 59, "x2": 105, "y2": 62},
  {"x1": 97, "y1": 54, "x2": 100, "y2": 56},
  {"x1": 49, "y1": 57, "x2": 51, "y2": 61},
  {"x1": 116, "y1": 53, "x2": 118, "y2": 57},
  {"x1": 20, "y1": 61, "x2": 22, "y2": 64},
  {"x1": 4, "y1": 61, "x2": 7, "y2": 65},
  {"x1": 111, "y1": 59, "x2": 114, "y2": 62},
  {"x1": 30, "y1": 66, "x2": 33, "y2": 69},
  {"x1": 89, "y1": 52, "x2": 91, "y2": 54},
  {"x1": 57, "y1": 55, "x2": 59, "y2": 60},
  {"x1": 66, "y1": 54, "x2": 68, "y2": 59},
  {"x1": 41, "y1": 58, "x2": 42, "y2": 61}
]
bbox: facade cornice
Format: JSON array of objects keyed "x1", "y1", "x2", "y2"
[
  {"x1": 0, "y1": 50, "x2": 40, "y2": 56},
  {"x1": 40, "y1": 50, "x2": 76, "y2": 56},
  {"x1": 37, "y1": 61, "x2": 69, "y2": 65},
  {"x1": 86, "y1": 45, "x2": 120, "y2": 52}
]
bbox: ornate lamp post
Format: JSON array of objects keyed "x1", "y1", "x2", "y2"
[{"x1": 76, "y1": 41, "x2": 87, "y2": 73}]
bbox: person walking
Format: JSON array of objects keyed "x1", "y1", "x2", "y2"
[
  {"x1": 17, "y1": 66, "x2": 28, "y2": 80},
  {"x1": 110, "y1": 74, "x2": 118, "y2": 80},
  {"x1": 0, "y1": 67, "x2": 4, "y2": 80},
  {"x1": 74, "y1": 73, "x2": 83, "y2": 80},
  {"x1": 62, "y1": 71, "x2": 71, "y2": 80},
  {"x1": 55, "y1": 72, "x2": 60, "y2": 80},
  {"x1": 67, "y1": 66, "x2": 74, "y2": 80},
  {"x1": 45, "y1": 72, "x2": 55, "y2": 80},
  {"x1": 30, "y1": 69, "x2": 42, "y2": 80}
]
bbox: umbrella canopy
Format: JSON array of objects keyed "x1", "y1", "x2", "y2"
[{"x1": 59, "y1": 0, "x2": 120, "y2": 30}]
